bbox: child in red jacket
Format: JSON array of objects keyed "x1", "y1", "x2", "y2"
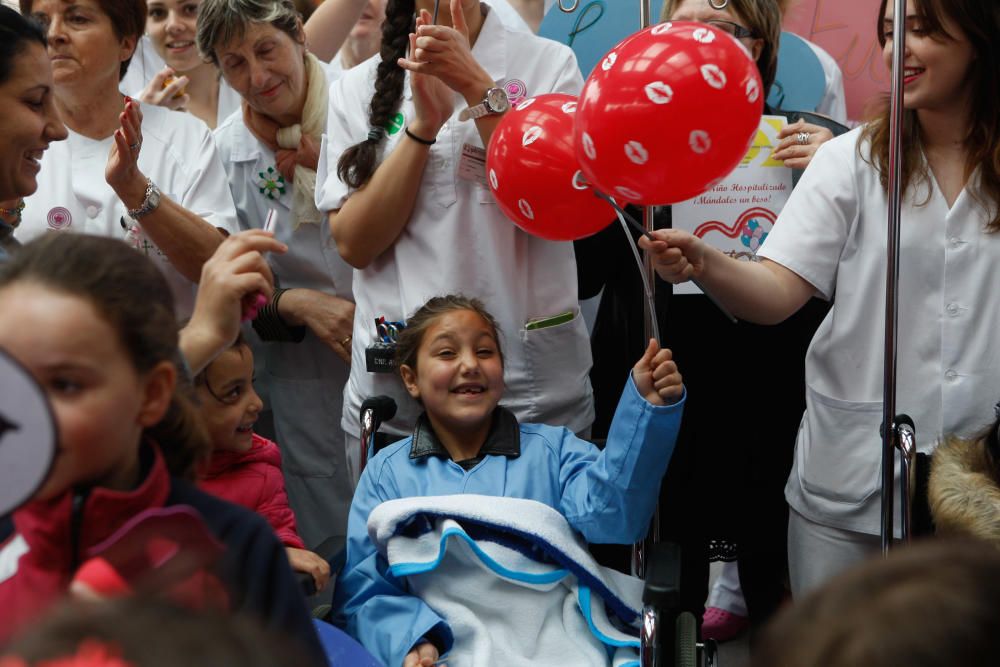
[{"x1": 194, "y1": 334, "x2": 330, "y2": 592}]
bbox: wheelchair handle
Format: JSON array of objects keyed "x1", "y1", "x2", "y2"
[{"x1": 359, "y1": 396, "x2": 397, "y2": 473}]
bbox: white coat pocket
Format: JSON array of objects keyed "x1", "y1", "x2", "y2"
[
  {"x1": 798, "y1": 385, "x2": 884, "y2": 505},
  {"x1": 518, "y1": 309, "x2": 594, "y2": 431}
]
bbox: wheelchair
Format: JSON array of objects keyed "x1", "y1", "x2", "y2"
[{"x1": 358, "y1": 396, "x2": 721, "y2": 667}]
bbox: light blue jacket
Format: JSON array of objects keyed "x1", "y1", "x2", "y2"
[{"x1": 333, "y1": 376, "x2": 685, "y2": 667}]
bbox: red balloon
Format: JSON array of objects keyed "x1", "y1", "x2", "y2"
[
  {"x1": 574, "y1": 21, "x2": 764, "y2": 205},
  {"x1": 486, "y1": 93, "x2": 617, "y2": 241}
]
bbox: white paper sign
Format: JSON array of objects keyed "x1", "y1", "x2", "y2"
[{"x1": 672, "y1": 116, "x2": 793, "y2": 295}]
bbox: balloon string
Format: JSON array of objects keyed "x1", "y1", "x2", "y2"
[
  {"x1": 610, "y1": 202, "x2": 662, "y2": 345},
  {"x1": 595, "y1": 190, "x2": 738, "y2": 325}
]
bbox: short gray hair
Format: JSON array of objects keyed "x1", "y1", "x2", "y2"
[{"x1": 196, "y1": 0, "x2": 301, "y2": 65}]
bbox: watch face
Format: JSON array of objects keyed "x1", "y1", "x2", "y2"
[{"x1": 486, "y1": 87, "x2": 510, "y2": 113}]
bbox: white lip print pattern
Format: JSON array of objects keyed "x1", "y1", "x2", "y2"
[
  {"x1": 581, "y1": 132, "x2": 597, "y2": 160},
  {"x1": 518, "y1": 199, "x2": 535, "y2": 220},
  {"x1": 625, "y1": 141, "x2": 649, "y2": 165},
  {"x1": 522, "y1": 126, "x2": 543, "y2": 147},
  {"x1": 561, "y1": 101, "x2": 577, "y2": 114},
  {"x1": 745, "y1": 78, "x2": 760, "y2": 103},
  {"x1": 689, "y1": 130, "x2": 712, "y2": 154},
  {"x1": 645, "y1": 81, "x2": 674, "y2": 105},
  {"x1": 602, "y1": 52, "x2": 618, "y2": 71},
  {"x1": 572, "y1": 170, "x2": 589, "y2": 191},
  {"x1": 489, "y1": 168, "x2": 498, "y2": 190},
  {"x1": 516, "y1": 97, "x2": 536, "y2": 111},
  {"x1": 692, "y1": 27, "x2": 716, "y2": 43},
  {"x1": 651, "y1": 22, "x2": 672, "y2": 35},
  {"x1": 616, "y1": 186, "x2": 642, "y2": 200},
  {"x1": 701, "y1": 64, "x2": 727, "y2": 90}
]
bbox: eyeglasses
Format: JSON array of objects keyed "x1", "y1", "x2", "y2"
[{"x1": 705, "y1": 19, "x2": 759, "y2": 40}]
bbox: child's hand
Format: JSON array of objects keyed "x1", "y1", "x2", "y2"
[
  {"x1": 632, "y1": 339, "x2": 683, "y2": 406},
  {"x1": 285, "y1": 547, "x2": 331, "y2": 592},
  {"x1": 404, "y1": 642, "x2": 442, "y2": 667}
]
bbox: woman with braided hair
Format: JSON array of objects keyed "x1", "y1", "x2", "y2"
[{"x1": 316, "y1": 0, "x2": 596, "y2": 484}]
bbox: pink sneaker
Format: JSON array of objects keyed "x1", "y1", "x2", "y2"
[{"x1": 701, "y1": 606, "x2": 749, "y2": 642}]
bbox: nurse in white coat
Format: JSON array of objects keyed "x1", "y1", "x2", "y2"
[
  {"x1": 317, "y1": 0, "x2": 594, "y2": 476},
  {"x1": 641, "y1": 0, "x2": 1000, "y2": 595},
  {"x1": 201, "y1": 0, "x2": 357, "y2": 547},
  {"x1": 17, "y1": 0, "x2": 235, "y2": 318},
  {"x1": 136, "y1": 0, "x2": 241, "y2": 129}
]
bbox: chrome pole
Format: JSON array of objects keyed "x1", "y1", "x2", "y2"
[
  {"x1": 632, "y1": 0, "x2": 659, "y2": 580},
  {"x1": 880, "y1": 0, "x2": 908, "y2": 555}
]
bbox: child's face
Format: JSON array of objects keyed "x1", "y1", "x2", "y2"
[
  {"x1": 195, "y1": 345, "x2": 262, "y2": 453},
  {"x1": 0, "y1": 284, "x2": 173, "y2": 501},
  {"x1": 400, "y1": 309, "x2": 505, "y2": 436}
]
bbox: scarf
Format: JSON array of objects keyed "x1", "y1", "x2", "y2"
[{"x1": 242, "y1": 52, "x2": 328, "y2": 228}]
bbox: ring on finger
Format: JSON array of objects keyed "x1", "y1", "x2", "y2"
[
  {"x1": 129, "y1": 141, "x2": 141, "y2": 152},
  {"x1": 796, "y1": 131, "x2": 810, "y2": 146},
  {"x1": 339, "y1": 335, "x2": 352, "y2": 347}
]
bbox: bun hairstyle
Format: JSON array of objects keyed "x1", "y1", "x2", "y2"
[
  {"x1": 336, "y1": 0, "x2": 415, "y2": 189},
  {"x1": 394, "y1": 294, "x2": 505, "y2": 373},
  {"x1": 0, "y1": 235, "x2": 211, "y2": 479}
]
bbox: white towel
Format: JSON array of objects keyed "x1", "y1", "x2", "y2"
[{"x1": 368, "y1": 495, "x2": 644, "y2": 667}]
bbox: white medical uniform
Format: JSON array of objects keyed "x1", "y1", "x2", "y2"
[
  {"x1": 758, "y1": 128, "x2": 1000, "y2": 541},
  {"x1": 213, "y1": 63, "x2": 355, "y2": 547},
  {"x1": 17, "y1": 104, "x2": 238, "y2": 318},
  {"x1": 316, "y1": 4, "x2": 594, "y2": 449}
]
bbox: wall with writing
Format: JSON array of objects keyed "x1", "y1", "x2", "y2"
[
  {"x1": 782, "y1": 0, "x2": 886, "y2": 122},
  {"x1": 538, "y1": 0, "x2": 885, "y2": 123}
]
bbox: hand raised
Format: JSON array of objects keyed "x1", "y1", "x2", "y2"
[
  {"x1": 138, "y1": 66, "x2": 190, "y2": 111},
  {"x1": 399, "y1": 0, "x2": 493, "y2": 103},
  {"x1": 632, "y1": 339, "x2": 683, "y2": 406},
  {"x1": 105, "y1": 97, "x2": 149, "y2": 208},
  {"x1": 403, "y1": 10, "x2": 456, "y2": 138}
]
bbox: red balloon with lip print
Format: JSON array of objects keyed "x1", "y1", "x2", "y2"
[
  {"x1": 486, "y1": 93, "x2": 617, "y2": 241},
  {"x1": 574, "y1": 21, "x2": 764, "y2": 205}
]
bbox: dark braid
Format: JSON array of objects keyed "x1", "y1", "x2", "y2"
[{"x1": 337, "y1": 0, "x2": 415, "y2": 189}]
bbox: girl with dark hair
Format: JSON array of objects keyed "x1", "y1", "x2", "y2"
[
  {"x1": 0, "y1": 234, "x2": 324, "y2": 665},
  {"x1": 641, "y1": 0, "x2": 1000, "y2": 594},
  {"x1": 334, "y1": 294, "x2": 685, "y2": 667},
  {"x1": 316, "y1": 0, "x2": 595, "y2": 479},
  {"x1": 0, "y1": 5, "x2": 67, "y2": 260}
]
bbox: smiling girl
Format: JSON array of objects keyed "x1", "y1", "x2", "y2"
[{"x1": 333, "y1": 295, "x2": 686, "y2": 667}]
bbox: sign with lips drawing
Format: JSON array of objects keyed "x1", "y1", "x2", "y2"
[{"x1": 672, "y1": 115, "x2": 793, "y2": 295}]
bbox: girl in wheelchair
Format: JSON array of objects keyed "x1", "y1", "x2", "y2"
[{"x1": 334, "y1": 294, "x2": 686, "y2": 667}]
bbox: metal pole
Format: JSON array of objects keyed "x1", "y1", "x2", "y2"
[
  {"x1": 632, "y1": 0, "x2": 659, "y2": 580},
  {"x1": 880, "y1": 0, "x2": 908, "y2": 555}
]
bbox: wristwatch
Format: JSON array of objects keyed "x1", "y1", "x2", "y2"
[
  {"x1": 458, "y1": 87, "x2": 510, "y2": 122},
  {"x1": 126, "y1": 179, "x2": 162, "y2": 220}
]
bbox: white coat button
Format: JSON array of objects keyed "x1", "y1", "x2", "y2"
[
  {"x1": 945, "y1": 369, "x2": 958, "y2": 380},
  {"x1": 949, "y1": 236, "x2": 962, "y2": 248},
  {"x1": 946, "y1": 303, "x2": 960, "y2": 316},
  {"x1": 86, "y1": 205, "x2": 99, "y2": 219}
]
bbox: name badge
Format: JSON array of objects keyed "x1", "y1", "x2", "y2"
[{"x1": 456, "y1": 143, "x2": 488, "y2": 187}]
